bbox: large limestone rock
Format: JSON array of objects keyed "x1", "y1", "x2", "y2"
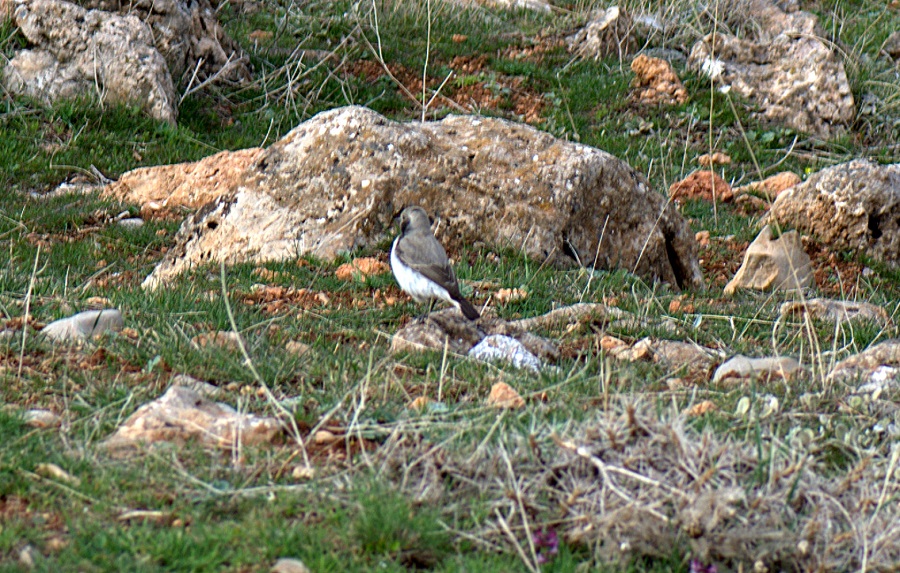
[
  {"x1": 767, "y1": 160, "x2": 900, "y2": 267},
  {"x1": 688, "y1": 0, "x2": 854, "y2": 138},
  {"x1": 4, "y1": 0, "x2": 177, "y2": 123},
  {"x1": 76, "y1": 0, "x2": 250, "y2": 86},
  {"x1": 104, "y1": 148, "x2": 264, "y2": 210},
  {"x1": 142, "y1": 106, "x2": 703, "y2": 290}
]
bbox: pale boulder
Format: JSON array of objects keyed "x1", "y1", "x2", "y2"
[
  {"x1": 688, "y1": 0, "x2": 854, "y2": 138},
  {"x1": 5, "y1": 0, "x2": 177, "y2": 124},
  {"x1": 104, "y1": 148, "x2": 263, "y2": 210},
  {"x1": 767, "y1": 160, "x2": 900, "y2": 267}
]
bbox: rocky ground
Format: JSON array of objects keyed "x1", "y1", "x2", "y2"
[{"x1": 1, "y1": 0, "x2": 900, "y2": 571}]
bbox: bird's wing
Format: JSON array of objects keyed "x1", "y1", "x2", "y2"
[{"x1": 396, "y1": 230, "x2": 461, "y2": 296}]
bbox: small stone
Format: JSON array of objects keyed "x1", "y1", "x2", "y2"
[
  {"x1": 171, "y1": 373, "x2": 222, "y2": 397},
  {"x1": 45, "y1": 536, "x2": 67, "y2": 552},
  {"x1": 495, "y1": 287, "x2": 527, "y2": 303},
  {"x1": 724, "y1": 225, "x2": 812, "y2": 295},
  {"x1": 291, "y1": 466, "x2": 315, "y2": 480},
  {"x1": 35, "y1": 463, "x2": 80, "y2": 486},
  {"x1": 736, "y1": 172, "x2": 801, "y2": 200},
  {"x1": 599, "y1": 335, "x2": 627, "y2": 352},
  {"x1": 669, "y1": 171, "x2": 733, "y2": 203},
  {"x1": 697, "y1": 152, "x2": 731, "y2": 167},
  {"x1": 24, "y1": 409, "x2": 60, "y2": 428},
  {"x1": 568, "y1": 6, "x2": 636, "y2": 60},
  {"x1": 84, "y1": 296, "x2": 112, "y2": 306},
  {"x1": 631, "y1": 338, "x2": 653, "y2": 361},
  {"x1": 713, "y1": 355, "x2": 801, "y2": 384},
  {"x1": 117, "y1": 217, "x2": 144, "y2": 229},
  {"x1": 407, "y1": 396, "x2": 431, "y2": 411},
  {"x1": 271, "y1": 557, "x2": 311, "y2": 573},
  {"x1": 469, "y1": 335, "x2": 544, "y2": 373},
  {"x1": 285, "y1": 340, "x2": 311, "y2": 357},
  {"x1": 768, "y1": 160, "x2": 900, "y2": 266},
  {"x1": 827, "y1": 340, "x2": 900, "y2": 386},
  {"x1": 631, "y1": 54, "x2": 688, "y2": 106},
  {"x1": 452, "y1": 34, "x2": 468, "y2": 43},
  {"x1": 18, "y1": 545, "x2": 35, "y2": 570},
  {"x1": 685, "y1": 400, "x2": 716, "y2": 416},
  {"x1": 312, "y1": 430, "x2": 337, "y2": 444},
  {"x1": 42, "y1": 309, "x2": 124, "y2": 342},
  {"x1": 487, "y1": 382, "x2": 525, "y2": 409},
  {"x1": 695, "y1": 231, "x2": 710, "y2": 247},
  {"x1": 191, "y1": 331, "x2": 241, "y2": 350},
  {"x1": 668, "y1": 299, "x2": 682, "y2": 313},
  {"x1": 334, "y1": 257, "x2": 389, "y2": 281}
]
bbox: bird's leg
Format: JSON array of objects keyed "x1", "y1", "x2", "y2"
[{"x1": 415, "y1": 299, "x2": 436, "y2": 324}]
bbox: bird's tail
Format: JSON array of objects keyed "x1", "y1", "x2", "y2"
[{"x1": 456, "y1": 297, "x2": 480, "y2": 321}]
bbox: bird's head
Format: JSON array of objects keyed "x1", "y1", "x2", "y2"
[{"x1": 396, "y1": 206, "x2": 431, "y2": 233}]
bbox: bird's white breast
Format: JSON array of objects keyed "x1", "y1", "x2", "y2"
[{"x1": 391, "y1": 237, "x2": 455, "y2": 305}]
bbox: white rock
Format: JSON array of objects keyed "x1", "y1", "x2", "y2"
[
  {"x1": 24, "y1": 409, "x2": 60, "y2": 428},
  {"x1": 101, "y1": 385, "x2": 283, "y2": 453},
  {"x1": 713, "y1": 355, "x2": 801, "y2": 383},
  {"x1": 117, "y1": 217, "x2": 145, "y2": 229},
  {"x1": 469, "y1": 334, "x2": 543, "y2": 373},
  {"x1": 42, "y1": 309, "x2": 124, "y2": 342},
  {"x1": 271, "y1": 557, "x2": 311, "y2": 573}
]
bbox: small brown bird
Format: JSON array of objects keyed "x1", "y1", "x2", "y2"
[{"x1": 390, "y1": 206, "x2": 480, "y2": 320}]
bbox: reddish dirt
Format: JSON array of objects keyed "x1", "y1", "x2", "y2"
[
  {"x1": 241, "y1": 284, "x2": 405, "y2": 315},
  {"x1": 501, "y1": 34, "x2": 566, "y2": 63},
  {"x1": 345, "y1": 57, "x2": 545, "y2": 124},
  {"x1": 804, "y1": 240, "x2": 865, "y2": 297},
  {"x1": 699, "y1": 236, "x2": 748, "y2": 288}
]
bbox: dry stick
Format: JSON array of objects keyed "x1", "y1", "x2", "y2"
[
  {"x1": 424, "y1": 69, "x2": 456, "y2": 114},
  {"x1": 708, "y1": 0, "x2": 721, "y2": 228},
  {"x1": 17, "y1": 244, "x2": 40, "y2": 381},
  {"x1": 421, "y1": 0, "x2": 432, "y2": 122},
  {"x1": 219, "y1": 262, "x2": 311, "y2": 471},
  {"x1": 500, "y1": 445, "x2": 541, "y2": 570},
  {"x1": 494, "y1": 508, "x2": 539, "y2": 573},
  {"x1": 365, "y1": 1, "x2": 422, "y2": 112},
  {"x1": 437, "y1": 335, "x2": 449, "y2": 402}
]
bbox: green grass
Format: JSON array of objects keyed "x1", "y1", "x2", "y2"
[{"x1": 3, "y1": 0, "x2": 900, "y2": 570}]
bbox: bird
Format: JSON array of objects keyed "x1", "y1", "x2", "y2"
[{"x1": 390, "y1": 206, "x2": 480, "y2": 321}]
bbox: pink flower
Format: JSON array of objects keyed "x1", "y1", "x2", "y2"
[{"x1": 532, "y1": 528, "x2": 559, "y2": 564}]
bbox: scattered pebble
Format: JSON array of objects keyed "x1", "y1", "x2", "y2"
[
  {"x1": 24, "y1": 409, "x2": 60, "y2": 428},
  {"x1": 469, "y1": 335, "x2": 544, "y2": 373},
  {"x1": 713, "y1": 355, "x2": 801, "y2": 384},
  {"x1": 285, "y1": 340, "x2": 311, "y2": 357},
  {"x1": 335, "y1": 257, "x2": 389, "y2": 281},
  {"x1": 487, "y1": 382, "x2": 525, "y2": 409},
  {"x1": 697, "y1": 152, "x2": 731, "y2": 166},
  {"x1": 271, "y1": 558, "x2": 311, "y2": 573},
  {"x1": 41, "y1": 309, "x2": 124, "y2": 343},
  {"x1": 117, "y1": 217, "x2": 144, "y2": 229}
]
